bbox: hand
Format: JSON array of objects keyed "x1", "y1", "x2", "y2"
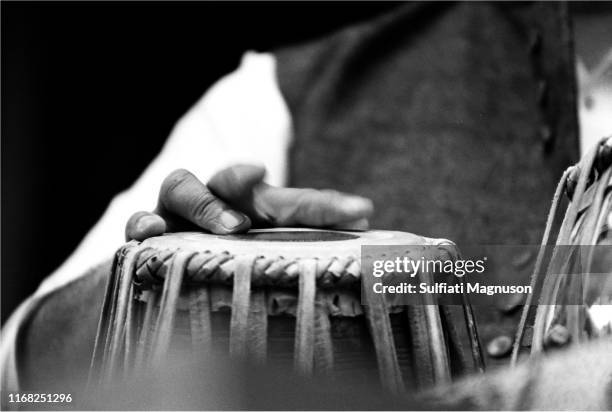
[{"x1": 125, "y1": 165, "x2": 374, "y2": 241}]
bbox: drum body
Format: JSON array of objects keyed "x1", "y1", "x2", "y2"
[{"x1": 90, "y1": 229, "x2": 483, "y2": 394}]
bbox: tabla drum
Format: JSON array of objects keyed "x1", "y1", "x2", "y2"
[
  {"x1": 513, "y1": 136, "x2": 612, "y2": 362},
  {"x1": 89, "y1": 228, "x2": 484, "y2": 395}
]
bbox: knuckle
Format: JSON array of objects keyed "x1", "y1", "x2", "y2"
[
  {"x1": 160, "y1": 169, "x2": 193, "y2": 201},
  {"x1": 294, "y1": 190, "x2": 325, "y2": 224},
  {"x1": 294, "y1": 189, "x2": 316, "y2": 211},
  {"x1": 320, "y1": 189, "x2": 341, "y2": 205},
  {"x1": 190, "y1": 190, "x2": 219, "y2": 222}
]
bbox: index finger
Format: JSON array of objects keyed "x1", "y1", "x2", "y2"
[{"x1": 158, "y1": 169, "x2": 251, "y2": 234}]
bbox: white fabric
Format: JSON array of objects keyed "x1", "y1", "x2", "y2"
[
  {"x1": 3, "y1": 47, "x2": 610, "y2": 393},
  {"x1": 577, "y1": 49, "x2": 612, "y2": 153},
  {"x1": 0, "y1": 51, "x2": 292, "y2": 391}
]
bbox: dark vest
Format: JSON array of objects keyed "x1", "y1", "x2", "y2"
[{"x1": 275, "y1": 2, "x2": 579, "y2": 367}]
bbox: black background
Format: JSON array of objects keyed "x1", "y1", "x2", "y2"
[
  {"x1": 1, "y1": 1, "x2": 400, "y2": 322},
  {"x1": 2, "y1": 2, "x2": 612, "y2": 322}
]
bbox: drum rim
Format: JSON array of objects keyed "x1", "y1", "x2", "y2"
[{"x1": 138, "y1": 228, "x2": 453, "y2": 260}]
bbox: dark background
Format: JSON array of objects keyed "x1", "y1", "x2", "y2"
[
  {"x1": 1, "y1": 1, "x2": 400, "y2": 322},
  {"x1": 2, "y1": 2, "x2": 612, "y2": 322}
]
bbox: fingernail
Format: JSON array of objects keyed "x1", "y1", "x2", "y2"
[
  {"x1": 342, "y1": 197, "x2": 373, "y2": 215},
  {"x1": 219, "y1": 210, "x2": 246, "y2": 231},
  {"x1": 136, "y1": 214, "x2": 162, "y2": 234}
]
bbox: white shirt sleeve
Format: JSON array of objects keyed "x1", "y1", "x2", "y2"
[
  {"x1": 1, "y1": 51, "x2": 292, "y2": 392},
  {"x1": 37, "y1": 51, "x2": 292, "y2": 295},
  {"x1": 577, "y1": 51, "x2": 612, "y2": 154}
]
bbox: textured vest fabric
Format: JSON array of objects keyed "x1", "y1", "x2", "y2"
[{"x1": 275, "y1": 2, "x2": 579, "y2": 367}]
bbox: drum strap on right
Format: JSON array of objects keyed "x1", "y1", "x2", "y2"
[
  {"x1": 361, "y1": 270, "x2": 405, "y2": 394},
  {"x1": 230, "y1": 255, "x2": 257, "y2": 359}
]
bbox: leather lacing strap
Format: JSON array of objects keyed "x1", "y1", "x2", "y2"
[
  {"x1": 88, "y1": 248, "x2": 121, "y2": 390},
  {"x1": 106, "y1": 249, "x2": 137, "y2": 380},
  {"x1": 247, "y1": 287, "x2": 268, "y2": 363},
  {"x1": 188, "y1": 287, "x2": 212, "y2": 357},
  {"x1": 418, "y1": 270, "x2": 451, "y2": 385},
  {"x1": 123, "y1": 282, "x2": 138, "y2": 377},
  {"x1": 313, "y1": 291, "x2": 334, "y2": 374},
  {"x1": 229, "y1": 255, "x2": 257, "y2": 358},
  {"x1": 151, "y1": 251, "x2": 196, "y2": 364},
  {"x1": 135, "y1": 250, "x2": 361, "y2": 288},
  {"x1": 134, "y1": 291, "x2": 159, "y2": 371},
  {"x1": 434, "y1": 241, "x2": 485, "y2": 375},
  {"x1": 294, "y1": 259, "x2": 317, "y2": 375},
  {"x1": 406, "y1": 305, "x2": 435, "y2": 388},
  {"x1": 88, "y1": 242, "x2": 144, "y2": 389},
  {"x1": 361, "y1": 268, "x2": 405, "y2": 394},
  {"x1": 511, "y1": 167, "x2": 572, "y2": 364},
  {"x1": 459, "y1": 289, "x2": 485, "y2": 374}
]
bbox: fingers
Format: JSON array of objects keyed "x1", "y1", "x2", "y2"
[
  {"x1": 126, "y1": 211, "x2": 167, "y2": 241},
  {"x1": 329, "y1": 217, "x2": 370, "y2": 231},
  {"x1": 207, "y1": 164, "x2": 266, "y2": 200},
  {"x1": 158, "y1": 169, "x2": 251, "y2": 234},
  {"x1": 253, "y1": 185, "x2": 374, "y2": 230},
  {"x1": 207, "y1": 164, "x2": 374, "y2": 230},
  {"x1": 126, "y1": 165, "x2": 374, "y2": 242}
]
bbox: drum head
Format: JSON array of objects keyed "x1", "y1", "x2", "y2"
[{"x1": 140, "y1": 228, "x2": 449, "y2": 260}]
